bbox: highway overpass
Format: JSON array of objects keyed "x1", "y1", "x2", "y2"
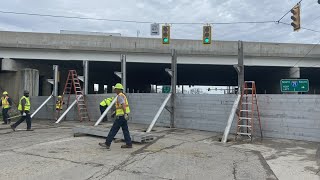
[{"x1": 0, "y1": 31, "x2": 319, "y2": 100}]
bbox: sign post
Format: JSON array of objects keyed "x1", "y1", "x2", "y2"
[{"x1": 280, "y1": 79, "x2": 309, "y2": 92}]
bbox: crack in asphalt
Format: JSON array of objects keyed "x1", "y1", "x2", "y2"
[
  {"x1": 93, "y1": 155, "x2": 135, "y2": 179},
  {"x1": 232, "y1": 161, "x2": 238, "y2": 180},
  {"x1": 12, "y1": 150, "x2": 104, "y2": 167},
  {"x1": 91, "y1": 135, "x2": 186, "y2": 180},
  {"x1": 0, "y1": 136, "x2": 71, "y2": 153},
  {"x1": 85, "y1": 167, "x2": 105, "y2": 180},
  {"x1": 120, "y1": 169, "x2": 173, "y2": 180},
  {"x1": 131, "y1": 135, "x2": 166, "y2": 155}
]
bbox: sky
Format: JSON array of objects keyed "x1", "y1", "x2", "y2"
[{"x1": 0, "y1": 0, "x2": 320, "y2": 44}]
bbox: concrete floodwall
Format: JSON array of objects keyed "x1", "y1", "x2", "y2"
[
  {"x1": 258, "y1": 95, "x2": 320, "y2": 142},
  {"x1": 175, "y1": 94, "x2": 236, "y2": 132},
  {"x1": 30, "y1": 94, "x2": 320, "y2": 142}
]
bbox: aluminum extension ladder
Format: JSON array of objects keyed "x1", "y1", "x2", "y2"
[{"x1": 236, "y1": 81, "x2": 263, "y2": 141}]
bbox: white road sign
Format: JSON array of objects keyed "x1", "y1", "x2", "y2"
[{"x1": 151, "y1": 23, "x2": 160, "y2": 35}]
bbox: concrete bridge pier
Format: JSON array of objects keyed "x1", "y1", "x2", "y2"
[{"x1": 289, "y1": 67, "x2": 300, "y2": 79}]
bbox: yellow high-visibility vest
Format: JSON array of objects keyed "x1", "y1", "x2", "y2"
[
  {"x1": 115, "y1": 93, "x2": 130, "y2": 117},
  {"x1": 1, "y1": 97, "x2": 10, "y2": 109},
  {"x1": 100, "y1": 98, "x2": 113, "y2": 107},
  {"x1": 56, "y1": 100, "x2": 63, "y2": 110},
  {"x1": 18, "y1": 96, "x2": 31, "y2": 111}
]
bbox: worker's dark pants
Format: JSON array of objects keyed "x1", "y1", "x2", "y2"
[
  {"x1": 99, "y1": 105, "x2": 108, "y2": 121},
  {"x1": 2, "y1": 108, "x2": 10, "y2": 124},
  {"x1": 12, "y1": 111, "x2": 31, "y2": 130},
  {"x1": 105, "y1": 116, "x2": 132, "y2": 146}
]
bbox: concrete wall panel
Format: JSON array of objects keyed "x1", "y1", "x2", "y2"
[{"x1": 30, "y1": 94, "x2": 320, "y2": 142}]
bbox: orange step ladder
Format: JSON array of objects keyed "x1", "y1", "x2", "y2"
[
  {"x1": 236, "y1": 81, "x2": 263, "y2": 141},
  {"x1": 58, "y1": 70, "x2": 90, "y2": 122}
]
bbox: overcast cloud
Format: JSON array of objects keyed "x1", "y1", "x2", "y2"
[{"x1": 0, "y1": 0, "x2": 319, "y2": 44}]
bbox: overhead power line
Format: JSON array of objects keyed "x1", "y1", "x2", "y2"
[
  {"x1": 278, "y1": 22, "x2": 320, "y2": 33},
  {"x1": 0, "y1": 10, "x2": 276, "y2": 25},
  {"x1": 287, "y1": 38, "x2": 320, "y2": 77},
  {"x1": 277, "y1": 0, "x2": 303, "y2": 23}
]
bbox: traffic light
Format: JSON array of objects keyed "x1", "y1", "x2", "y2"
[
  {"x1": 291, "y1": 4, "x2": 301, "y2": 32},
  {"x1": 203, "y1": 25, "x2": 212, "y2": 44},
  {"x1": 162, "y1": 25, "x2": 170, "y2": 44}
]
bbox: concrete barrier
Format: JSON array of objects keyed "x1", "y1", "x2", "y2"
[{"x1": 30, "y1": 94, "x2": 320, "y2": 142}]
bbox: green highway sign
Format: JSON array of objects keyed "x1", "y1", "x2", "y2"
[
  {"x1": 280, "y1": 79, "x2": 309, "y2": 92},
  {"x1": 162, "y1": 86, "x2": 171, "y2": 93}
]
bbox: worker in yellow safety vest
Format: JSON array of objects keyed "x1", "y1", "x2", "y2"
[
  {"x1": 56, "y1": 96, "x2": 64, "y2": 110},
  {"x1": 99, "y1": 83, "x2": 132, "y2": 149},
  {"x1": 0, "y1": 91, "x2": 12, "y2": 124},
  {"x1": 11, "y1": 90, "x2": 32, "y2": 131},
  {"x1": 55, "y1": 96, "x2": 64, "y2": 120},
  {"x1": 99, "y1": 97, "x2": 114, "y2": 122}
]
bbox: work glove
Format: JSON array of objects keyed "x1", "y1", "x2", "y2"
[
  {"x1": 22, "y1": 112, "x2": 27, "y2": 116},
  {"x1": 124, "y1": 114, "x2": 129, "y2": 120}
]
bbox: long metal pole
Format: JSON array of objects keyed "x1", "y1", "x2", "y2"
[
  {"x1": 83, "y1": 61, "x2": 89, "y2": 95},
  {"x1": 55, "y1": 95, "x2": 82, "y2": 123},
  {"x1": 221, "y1": 94, "x2": 241, "y2": 143},
  {"x1": 31, "y1": 95, "x2": 53, "y2": 118},
  {"x1": 121, "y1": 54, "x2": 127, "y2": 93},
  {"x1": 238, "y1": 41, "x2": 244, "y2": 94},
  {"x1": 147, "y1": 93, "x2": 172, "y2": 132},
  {"x1": 170, "y1": 49, "x2": 177, "y2": 128},
  {"x1": 53, "y1": 65, "x2": 59, "y2": 96},
  {"x1": 94, "y1": 96, "x2": 118, "y2": 126}
]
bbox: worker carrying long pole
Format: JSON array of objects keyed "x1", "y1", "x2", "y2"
[
  {"x1": 99, "y1": 96, "x2": 114, "y2": 122},
  {"x1": 0, "y1": 91, "x2": 13, "y2": 124},
  {"x1": 11, "y1": 90, "x2": 32, "y2": 131},
  {"x1": 99, "y1": 83, "x2": 132, "y2": 149}
]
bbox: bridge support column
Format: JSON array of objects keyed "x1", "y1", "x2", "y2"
[
  {"x1": 83, "y1": 61, "x2": 89, "y2": 95},
  {"x1": 234, "y1": 41, "x2": 244, "y2": 94},
  {"x1": 21, "y1": 68, "x2": 39, "y2": 97},
  {"x1": 289, "y1": 67, "x2": 300, "y2": 79},
  {"x1": 170, "y1": 49, "x2": 177, "y2": 128},
  {"x1": 121, "y1": 54, "x2": 127, "y2": 93}
]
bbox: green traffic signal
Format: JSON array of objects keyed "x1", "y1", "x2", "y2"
[
  {"x1": 203, "y1": 25, "x2": 212, "y2": 45},
  {"x1": 163, "y1": 38, "x2": 169, "y2": 43}
]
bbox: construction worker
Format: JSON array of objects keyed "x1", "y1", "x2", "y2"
[
  {"x1": 99, "y1": 97, "x2": 114, "y2": 121},
  {"x1": 0, "y1": 91, "x2": 12, "y2": 124},
  {"x1": 11, "y1": 90, "x2": 32, "y2": 131},
  {"x1": 99, "y1": 83, "x2": 132, "y2": 149},
  {"x1": 55, "y1": 96, "x2": 64, "y2": 120},
  {"x1": 56, "y1": 96, "x2": 63, "y2": 111}
]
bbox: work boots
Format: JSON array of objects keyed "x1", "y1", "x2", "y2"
[
  {"x1": 121, "y1": 144, "x2": 133, "y2": 148},
  {"x1": 99, "y1": 143, "x2": 132, "y2": 149},
  {"x1": 99, "y1": 142, "x2": 110, "y2": 149},
  {"x1": 10, "y1": 125, "x2": 15, "y2": 131}
]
